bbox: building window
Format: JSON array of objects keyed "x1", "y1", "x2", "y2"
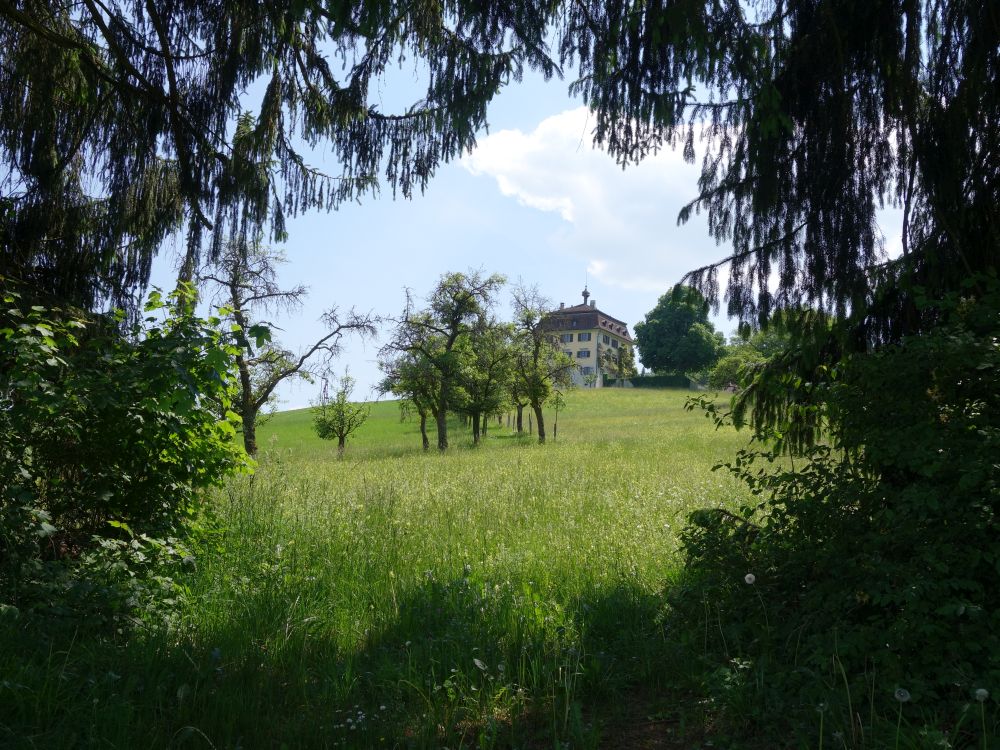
[
  {"x1": 581, "y1": 366, "x2": 594, "y2": 375},
  {"x1": 578, "y1": 332, "x2": 592, "y2": 341},
  {"x1": 577, "y1": 349, "x2": 591, "y2": 358},
  {"x1": 563, "y1": 350, "x2": 573, "y2": 358},
  {"x1": 560, "y1": 333, "x2": 573, "y2": 343},
  {"x1": 602, "y1": 334, "x2": 610, "y2": 344},
  {"x1": 611, "y1": 339, "x2": 619, "y2": 349}
]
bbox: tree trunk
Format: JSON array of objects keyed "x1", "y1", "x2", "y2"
[
  {"x1": 242, "y1": 406, "x2": 258, "y2": 455},
  {"x1": 435, "y1": 408, "x2": 448, "y2": 451},
  {"x1": 472, "y1": 413, "x2": 481, "y2": 445},
  {"x1": 337, "y1": 434, "x2": 345, "y2": 458},
  {"x1": 419, "y1": 411, "x2": 430, "y2": 451},
  {"x1": 236, "y1": 354, "x2": 258, "y2": 455},
  {"x1": 516, "y1": 404, "x2": 524, "y2": 433},
  {"x1": 533, "y1": 403, "x2": 546, "y2": 444}
]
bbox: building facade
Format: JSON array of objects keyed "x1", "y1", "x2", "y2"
[{"x1": 544, "y1": 288, "x2": 634, "y2": 387}]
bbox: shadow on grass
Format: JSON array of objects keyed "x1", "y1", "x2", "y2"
[{"x1": 0, "y1": 573, "x2": 703, "y2": 749}]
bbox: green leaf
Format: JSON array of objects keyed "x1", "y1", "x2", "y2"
[{"x1": 248, "y1": 324, "x2": 272, "y2": 348}]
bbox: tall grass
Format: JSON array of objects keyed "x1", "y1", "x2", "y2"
[{"x1": 1, "y1": 388, "x2": 752, "y2": 748}]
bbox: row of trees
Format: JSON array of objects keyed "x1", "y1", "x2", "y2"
[
  {"x1": 379, "y1": 271, "x2": 574, "y2": 450},
  {"x1": 195, "y1": 252, "x2": 576, "y2": 458}
]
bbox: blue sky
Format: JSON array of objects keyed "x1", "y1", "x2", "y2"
[{"x1": 151, "y1": 71, "x2": 902, "y2": 410}]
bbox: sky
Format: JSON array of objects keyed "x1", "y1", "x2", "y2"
[{"x1": 151, "y1": 71, "x2": 902, "y2": 410}]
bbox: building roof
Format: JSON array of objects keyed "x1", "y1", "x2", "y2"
[{"x1": 543, "y1": 289, "x2": 634, "y2": 342}]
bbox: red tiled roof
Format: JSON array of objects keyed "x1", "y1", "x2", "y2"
[{"x1": 544, "y1": 306, "x2": 634, "y2": 342}]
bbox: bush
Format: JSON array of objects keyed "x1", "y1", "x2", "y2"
[
  {"x1": 630, "y1": 374, "x2": 690, "y2": 388},
  {"x1": 672, "y1": 282, "x2": 1000, "y2": 743},
  {"x1": 0, "y1": 282, "x2": 248, "y2": 614},
  {"x1": 708, "y1": 348, "x2": 764, "y2": 389}
]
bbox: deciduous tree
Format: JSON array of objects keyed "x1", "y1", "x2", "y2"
[
  {"x1": 201, "y1": 241, "x2": 375, "y2": 455},
  {"x1": 511, "y1": 284, "x2": 574, "y2": 444},
  {"x1": 312, "y1": 371, "x2": 370, "y2": 457},
  {"x1": 458, "y1": 318, "x2": 515, "y2": 445},
  {"x1": 633, "y1": 286, "x2": 723, "y2": 375},
  {"x1": 382, "y1": 271, "x2": 505, "y2": 450},
  {"x1": 378, "y1": 350, "x2": 439, "y2": 452}
]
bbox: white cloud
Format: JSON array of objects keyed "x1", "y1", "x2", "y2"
[{"x1": 462, "y1": 107, "x2": 720, "y2": 295}]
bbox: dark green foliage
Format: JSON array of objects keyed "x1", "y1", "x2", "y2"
[
  {"x1": 629, "y1": 374, "x2": 689, "y2": 389},
  {"x1": 559, "y1": 1, "x2": 999, "y2": 334},
  {"x1": 708, "y1": 327, "x2": 787, "y2": 389},
  {"x1": 558, "y1": 3, "x2": 998, "y2": 741},
  {"x1": 633, "y1": 285, "x2": 723, "y2": 374},
  {"x1": 675, "y1": 282, "x2": 1000, "y2": 741},
  {"x1": 0, "y1": 280, "x2": 246, "y2": 610},
  {"x1": 707, "y1": 348, "x2": 763, "y2": 390},
  {"x1": 0, "y1": 1, "x2": 560, "y2": 311},
  {"x1": 379, "y1": 348, "x2": 440, "y2": 451}
]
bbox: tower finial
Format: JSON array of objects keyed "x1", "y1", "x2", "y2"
[{"x1": 582, "y1": 285, "x2": 590, "y2": 305}]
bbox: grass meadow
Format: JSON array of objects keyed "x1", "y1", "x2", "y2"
[{"x1": 1, "y1": 388, "x2": 756, "y2": 749}]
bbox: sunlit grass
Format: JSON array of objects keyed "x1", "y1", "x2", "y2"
[{"x1": 1, "y1": 388, "x2": 754, "y2": 748}]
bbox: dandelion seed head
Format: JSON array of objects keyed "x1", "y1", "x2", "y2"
[
  {"x1": 975, "y1": 688, "x2": 989, "y2": 702},
  {"x1": 744, "y1": 573, "x2": 756, "y2": 585},
  {"x1": 894, "y1": 688, "x2": 911, "y2": 703}
]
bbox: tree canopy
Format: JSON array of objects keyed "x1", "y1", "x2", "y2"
[
  {"x1": 7, "y1": 1, "x2": 994, "y2": 335},
  {"x1": 0, "y1": 1, "x2": 558, "y2": 310},
  {"x1": 633, "y1": 285, "x2": 722, "y2": 374},
  {"x1": 381, "y1": 270, "x2": 505, "y2": 450},
  {"x1": 558, "y1": 0, "x2": 998, "y2": 337}
]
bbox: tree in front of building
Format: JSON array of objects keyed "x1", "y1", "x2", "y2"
[
  {"x1": 458, "y1": 318, "x2": 516, "y2": 445},
  {"x1": 511, "y1": 285, "x2": 574, "y2": 444},
  {"x1": 633, "y1": 285, "x2": 724, "y2": 375},
  {"x1": 600, "y1": 342, "x2": 638, "y2": 385},
  {"x1": 382, "y1": 271, "x2": 506, "y2": 451}
]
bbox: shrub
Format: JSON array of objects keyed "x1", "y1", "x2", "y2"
[
  {"x1": 673, "y1": 281, "x2": 1000, "y2": 742},
  {"x1": 708, "y1": 348, "x2": 764, "y2": 389},
  {"x1": 630, "y1": 374, "x2": 689, "y2": 389},
  {"x1": 0, "y1": 282, "x2": 248, "y2": 613}
]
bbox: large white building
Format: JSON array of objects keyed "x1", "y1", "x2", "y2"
[{"x1": 544, "y1": 288, "x2": 634, "y2": 387}]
